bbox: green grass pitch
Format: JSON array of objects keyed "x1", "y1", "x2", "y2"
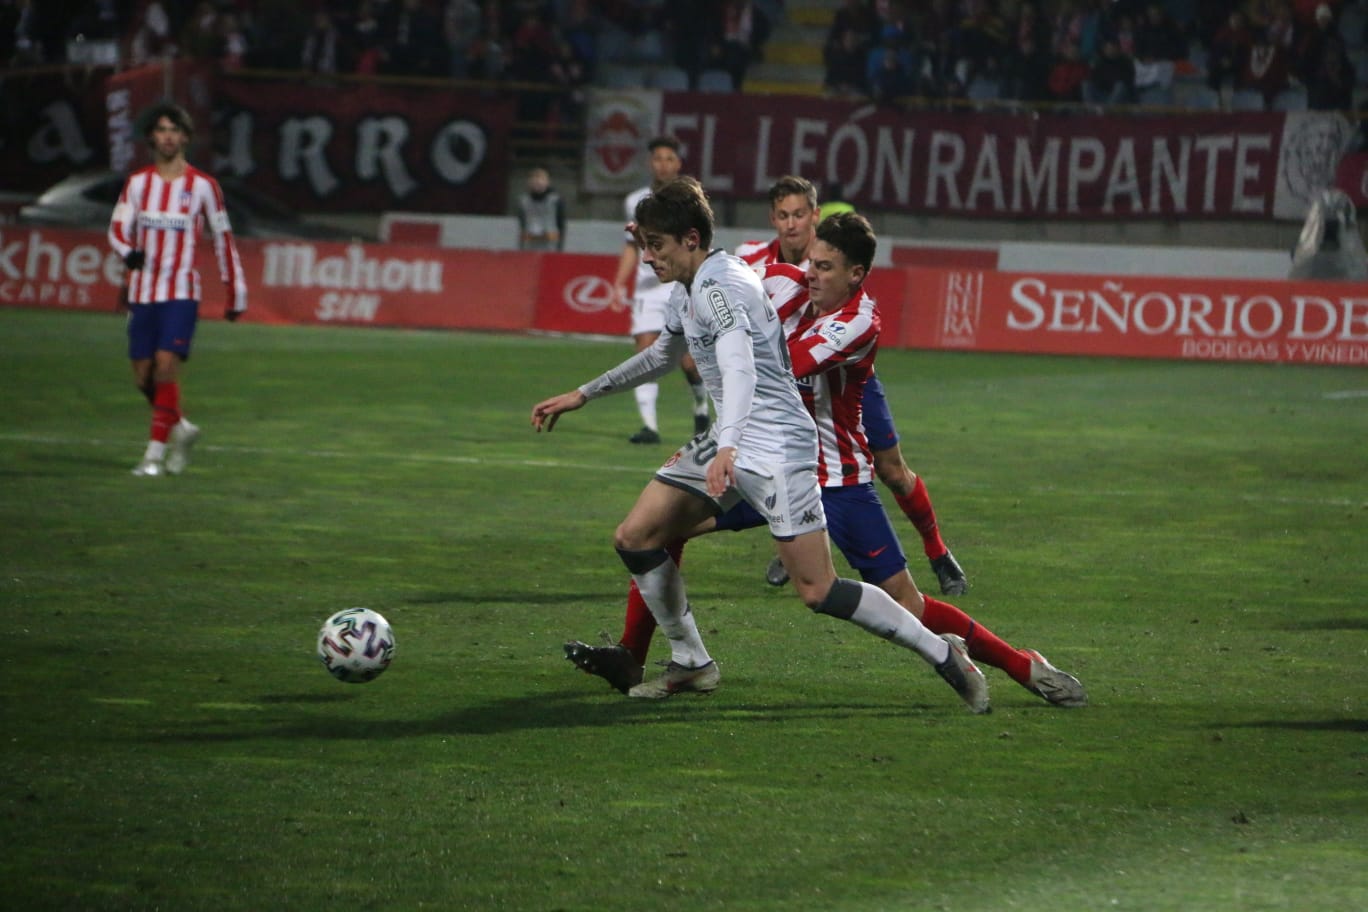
[{"x1": 2, "y1": 307, "x2": 1365, "y2": 911}]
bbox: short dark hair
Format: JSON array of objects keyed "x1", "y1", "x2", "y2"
[
  {"x1": 768, "y1": 175, "x2": 817, "y2": 210},
  {"x1": 634, "y1": 176, "x2": 714, "y2": 248},
  {"x1": 140, "y1": 101, "x2": 194, "y2": 141},
  {"x1": 647, "y1": 135, "x2": 681, "y2": 154},
  {"x1": 815, "y1": 212, "x2": 876, "y2": 273}
]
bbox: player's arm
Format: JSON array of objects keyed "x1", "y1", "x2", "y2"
[
  {"x1": 707, "y1": 326, "x2": 757, "y2": 496},
  {"x1": 612, "y1": 240, "x2": 637, "y2": 311},
  {"x1": 203, "y1": 176, "x2": 248, "y2": 321},
  {"x1": 788, "y1": 308, "x2": 879, "y2": 380},
  {"x1": 532, "y1": 330, "x2": 687, "y2": 433},
  {"x1": 107, "y1": 177, "x2": 142, "y2": 269},
  {"x1": 553, "y1": 194, "x2": 566, "y2": 251}
]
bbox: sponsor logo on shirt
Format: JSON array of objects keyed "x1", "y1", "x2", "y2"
[
  {"x1": 818, "y1": 321, "x2": 849, "y2": 345},
  {"x1": 140, "y1": 212, "x2": 192, "y2": 231},
  {"x1": 706, "y1": 287, "x2": 735, "y2": 330}
]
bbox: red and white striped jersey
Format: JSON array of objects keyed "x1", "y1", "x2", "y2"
[
  {"x1": 108, "y1": 164, "x2": 247, "y2": 313},
  {"x1": 763, "y1": 262, "x2": 879, "y2": 487},
  {"x1": 735, "y1": 237, "x2": 783, "y2": 273}
]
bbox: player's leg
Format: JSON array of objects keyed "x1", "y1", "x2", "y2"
[
  {"x1": 156, "y1": 300, "x2": 201, "y2": 475},
  {"x1": 863, "y1": 373, "x2": 968, "y2": 595},
  {"x1": 828, "y1": 485, "x2": 1082, "y2": 707},
  {"x1": 748, "y1": 464, "x2": 989, "y2": 712},
  {"x1": 629, "y1": 303, "x2": 662, "y2": 443},
  {"x1": 614, "y1": 478, "x2": 721, "y2": 696},
  {"x1": 128, "y1": 303, "x2": 171, "y2": 476}
]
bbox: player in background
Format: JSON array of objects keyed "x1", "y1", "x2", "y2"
[
  {"x1": 109, "y1": 101, "x2": 247, "y2": 477},
  {"x1": 565, "y1": 213, "x2": 1087, "y2": 710},
  {"x1": 533, "y1": 179, "x2": 989, "y2": 712},
  {"x1": 611, "y1": 135, "x2": 710, "y2": 444},
  {"x1": 736, "y1": 175, "x2": 968, "y2": 596}
]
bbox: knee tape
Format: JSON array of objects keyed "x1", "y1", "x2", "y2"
[
  {"x1": 617, "y1": 547, "x2": 671, "y2": 575},
  {"x1": 814, "y1": 578, "x2": 862, "y2": 620}
]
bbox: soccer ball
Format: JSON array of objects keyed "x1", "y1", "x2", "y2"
[{"x1": 317, "y1": 607, "x2": 396, "y2": 683}]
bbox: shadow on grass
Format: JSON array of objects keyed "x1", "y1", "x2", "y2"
[
  {"x1": 124, "y1": 688, "x2": 926, "y2": 743},
  {"x1": 1288, "y1": 617, "x2": 1368, "y2": 632},
  {"x1": 1212, "y1": 719, "x2": 1368, "y2": 733},
  {"x1": 403, "y1": 591, "x2": 625, "y2": 607}
]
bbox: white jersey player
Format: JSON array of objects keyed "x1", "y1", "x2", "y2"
[
  {"x1": 531, "y1": 177, "x2": 989, "y2": 710},
  {"x1": 611, "y1": 135, "x2": 709, "y2": 444}
]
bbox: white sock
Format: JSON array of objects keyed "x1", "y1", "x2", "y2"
[
  {"x1": 688, "y1": 379, "x2": 708, "y2": 415},
  {"x1": 847, "y1": 582, "x2": 950, "y2": 666},
  {"x1": 632, "y1": 558, "x2": 712, "y2": 667},
  {"x1": 634, "y1": 382, "x2": 659, "y2": 431}
]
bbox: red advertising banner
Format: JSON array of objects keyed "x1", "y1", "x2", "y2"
[
  {"x1": 630, "y1": 93, "x2": 1351, "y2": 221},
  {"x1": 0, "y1": 227, "x2": 535, "y2": 331},
  {"x1": 6, "y1": 227, "x2": 1363, "y2": 366},
  {"x1": 893, "y1": 267, "x2": 1368, "y2": 365},
  {"x1": 213, "y1": 77, "x2": 515, "y2": 214},
  {"x1": 532, "y1": 253, "x2": 630, "y2": 336}
]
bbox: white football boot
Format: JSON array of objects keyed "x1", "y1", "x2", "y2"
[{"x1": 166, "y1": 419, "x2": 200, "y2": 475}]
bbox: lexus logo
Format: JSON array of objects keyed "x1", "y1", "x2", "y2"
[{"x1": 564, "y1": 275, "x2": 615, "y2": 313}]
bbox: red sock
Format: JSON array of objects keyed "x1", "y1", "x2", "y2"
[
  {"x1": 150, "y1": 381, "x2": 181, "y2": 443},
  {"x1": 920, "y1": 596, "x2": 1031, "y2": 684},
  {"x1": 619, "y1": 540, "x2": 685, "y2": 665},
  {"x1": 893, "y1": 475, "x2": 948, "y2": 560}
]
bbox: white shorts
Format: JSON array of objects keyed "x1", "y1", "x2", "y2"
[
  {"x1": 630, "y1": 294, "x2": 668, "y2": 336},
  {"x1": 655, "y1": 433, "x2": 826, "y2": 540}
]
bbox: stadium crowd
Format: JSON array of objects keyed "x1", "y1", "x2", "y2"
[
  {"x1": 822, "y1": 0, "x2": 1365, "y2": 112},
  {"x1": 2, "y1": 0, "x2": 1364, "y2": 113}
]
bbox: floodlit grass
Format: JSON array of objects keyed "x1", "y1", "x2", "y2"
[{"x1": 2, "y1": 307, "x2": 1365, "y2": 911}]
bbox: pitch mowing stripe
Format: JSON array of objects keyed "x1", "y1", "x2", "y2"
[
  {"x1": 2, "y1": 432, "x2": 1360, "y2": 507},
  {"x1": 0, "y1": 432, "x2": 651, "y2": 475},
  {"x1": 1323, "y1": 389, "x2": 1368, "y2": 399}
]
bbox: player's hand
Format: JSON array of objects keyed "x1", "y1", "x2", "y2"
[
  {"x1": 123, "y1": 250, "x2": 145, "y2": 271},
  {"x1": 706, "y1": 446, "x2": 738, "y2": 497},
  {"x1": 531, "y1": 390, "x2": 587, "y2": 433},
  {"x1": 611, "y1": 283, "x2": 629, "y2": 311}
]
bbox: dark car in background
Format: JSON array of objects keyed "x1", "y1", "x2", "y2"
[{"x1": 18, "y1": 171, "x2": 371, "y2": 241}]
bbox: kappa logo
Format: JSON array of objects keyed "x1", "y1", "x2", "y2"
[
  {"x1": 800, "y1": 510, "x2": 821, "y2": 525},
  {"x1": 564, "y1": 275, "x2": 615, "y2": 313}
]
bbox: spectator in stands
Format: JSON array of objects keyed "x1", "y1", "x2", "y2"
[
  {"x1": 825, "y1": 22, "x2": 872, "y2": 96},
  {"x1": 1000, "y1": 31, "x2": 1054, "y2": 101},
  {"x1": 1301, "y1": 4, "x2": 1355, "y2": 109},
  {"x1": 517, "y1": 167, "x2": 567, "y2": 251},
  {"x1": 301, "y1": 9, "x2": 341, "y2": 74},
  {"x1": 1048, "y1": 37, "x2": 1091, "y2": 101},
  {"x1": 179, "y1": 1, "x2": 221, "y2": 62},
  {"x1": 1085, "y1": 36, "x2": 1137, "y2": 104},
  {"x1": 716, "y1": 0, "x2": 769, "y2": 91},
  {"x1": 218, "y1": 11, "x2": 247, "y2": 70},
  {"x1": 1297, "y1": 4, "x2": 1347, "y2": 79},
  {"x1": 948, "y1": 0, "x2": 1009, "y2": 91},
  {"x1": 444, "y1": 0, "x2": 481, "y2": 78},
  {"x1": 465, "y1": 6, "x2": 508, "y2": 80},
  {"x1": 129, "y1": 0, "x2": 175, "y2": 64},
  {"x1": 249, "y1": 0, "x2": 308, "y2": 69},
  {"x1": 559, "y1": 0, "x2": 598, "y2": 82},
  {"x1": 867, "y1": 25, "x2": 921, "y2": 104},
  {"x1": 381, "y1": 0, "x2": 444, "y2": 76},
  {"x1": 1053, "y1": 0, "x2": 1104, "y2": 63},
  {"x1": 1237, "y1": 26, "x2": 1290, "y2": 106},
  {"x1": 1205, "y1": 8, "x2": 1253, "y2": 91},
  {"x1": 1134, "y1": 1, "x2": 1187, "y2": 61},
  {"x1": 351, "y1": 0, "x2": 384, "y2": 74}
]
